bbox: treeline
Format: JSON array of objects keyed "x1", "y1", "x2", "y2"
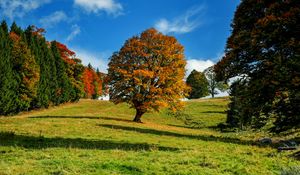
[{"x1": 0, "y1": 20, "x2": 104, "y2": 116}]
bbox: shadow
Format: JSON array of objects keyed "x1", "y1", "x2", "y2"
[
  {"x1": 199, "y1": 104, "x2": 227, "y2": 107},
  {"x1": 292, "y1": 151, "x2": 300, "y2": 160},
  {"x1": 168, "y1": 124, "x2": 206, "y2": 130},
  {"x1": 0, "y1": 131, "x2": 178, "y2": 151},
  {"x1": 168, "y1": 124, "x2": 195, "y2": 129},
  {"x1": 30, "y1": 116, "x2": 133, "y2": 123},
  {"x1": 99, "y1": 124, "x2": 264, "y2": 147},
  {"x1": 200, "y1": 111, "x2": 226, "y2": 114}
]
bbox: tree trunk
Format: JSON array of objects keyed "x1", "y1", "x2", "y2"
[{"x1": 133, "y1": 108, "x2": 145, "y2": 123}]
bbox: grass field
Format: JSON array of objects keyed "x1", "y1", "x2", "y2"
[{"x1": 0, "y1": 98, "x2": 299, "y2": 175}]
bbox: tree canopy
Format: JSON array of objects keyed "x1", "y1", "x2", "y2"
[
  {"x1": 186, "y1": 70, "x2": 209, "y2": 99},
  {"x1": 108, "y1": 28, "x2": 189, "y2": 122},
  {"x1": 214, "y1": 0, "x2": 300, "y2": 132}
]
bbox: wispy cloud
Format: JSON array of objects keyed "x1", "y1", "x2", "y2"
[
  {"x1": 155, "y1": 6, "x2": 205, "y2": 34},
  {"x1": 72, "y1": 47, "x2": 110, "y2": 73},
  {"x1": 0, "y1": 0, "x2": 50, "y2": 20},
  {"x1": 39, "y1": 11, "x2": 68, "y2": 28},
  {"x1": 74, "y1": 0, "x2": 123, "y2": 16},
  {"x1": 66, "y1": 24, "x2": 81, "y2": 42}
]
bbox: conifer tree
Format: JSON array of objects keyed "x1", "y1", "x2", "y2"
[
  {"x1": 9, "y1": 30, "x2": 40, "y2": 111},
  {"x1": 0, "y1": 21, "x2": 19, "y2": 115},
  {"x1": 51, "y1": 41, "x2": 73, "y2": 104}
]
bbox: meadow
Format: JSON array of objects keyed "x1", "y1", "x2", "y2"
[{"x1": 0, "y1": 98, "x2": 299, "y2": 175}]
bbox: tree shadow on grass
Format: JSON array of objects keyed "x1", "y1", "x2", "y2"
[
  {"x1": 0, "y1": 131, "x2": 178, "y2": 151},
  {"x1": 198, "y1": 104, "x2": 227, "y2": 107},
  {"x1": 200, "y1": 111, "x2": 226, "y2": 114},
  {"x1": 30, "y1": 116, "x2": 133, "y2": 123},
  {"x1": 99, "y1": 124, "x2": 267, "y2": 148}
]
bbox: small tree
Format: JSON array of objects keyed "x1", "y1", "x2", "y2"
[
  {"x1": 204, "y1": 66, "x2": 228, "y2": 98},
  {"x1": 108, "y1": 28, "x2": 189, "y2": 122},
  {"x1": 186, "y1": 70, "x2": 209, "y2": 99}
]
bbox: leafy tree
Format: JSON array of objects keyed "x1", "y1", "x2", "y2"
[
  {"x1": 204, "y1": 66, "x2": 228, "y2": 98},
  {"x1": 82, "y1": 64, "x2": 95, "y2": 98},
  {"x1": 108, "y1": 28, "x2": 189, "y2": 122},
  {"x1": 214, "y1": 0, "x2": 300, "y2": 132},
  {"x1": 82, "y1": 64, "x2": 102, "y2": 99},
  {"x1": 186, "y1": 69, "x2": 209, "y2": 99}
]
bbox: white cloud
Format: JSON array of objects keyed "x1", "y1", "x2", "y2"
[
  {"x1": 66, "y1": 24, "x2": 81, "y2": 42},
  {"x1": 186, "y1": 59, "x2": 214, "y2": 76},
  {"x1": 72, "y1": 48, "x2": 109, "y2": 73},
  {"x1": 74, "y1": 0, "x2": 123, "y2": 16},
  {"x1": 39, "y1": 11, "x2": 68, "y2": 28},
  {"x1": 155, "y1": 6, "x2": 205, "y2": 34},
  {"x1": 0, "y1": 0, "x2": 50, "y2": 20}
]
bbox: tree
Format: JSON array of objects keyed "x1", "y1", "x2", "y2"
[
  {"x1": 214, "y1": 0, "x2": 300, "y2": 132},
  {"x1": 204, "y1": 66, "x2": 228, "y2": 98},
  {"x1": 82, "y1": 64, "x2": 95, "y2": 98},
  {"x1": 51, "y1": 41, "x2": 73, "y2": 104},
  {"x1": 55, "y1": 41, "x2": 84, "y2": 102},
  {"x1": 9, "y1": 31, "x2": 40, "y2": 111},
  {"x1": 108, "y1": 28, "x2": 189, "y2": 122},
  {"x1": 186, "y1": 70, "x2": 209, "y2": 99},
  {"x1": 0, "y1": 20, "x2": 87, "y2": 115},
  {"x1": 0, "y1": 21, "x2": 19, "y2": 115}
]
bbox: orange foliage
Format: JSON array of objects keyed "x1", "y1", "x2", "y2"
[
  {"x1": 55, "y1": 42, "x2": 76, "y2": 65},
  {"x1": 82, "y1": 67, "x2": 102, "y2": 98},
  {"x1": 30, "y1": 26, "x2": 46, "y2": 37},
  {"x1": 9, "y1": 32, "x2": 20, "y2": 41},
  {"x1": 108, "y1": 28, "x2": 189, "y2": 122}
]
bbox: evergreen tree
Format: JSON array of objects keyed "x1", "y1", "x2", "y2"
[
  {"x1": 9, "y1": 31, "x2": 40, "y2": 111},
  {"x1": 51, "y1": 41, "x2": 73, "y2": 104},
  {"x1": 0, "y1": 22, "x2": 19, "y2": 115}
]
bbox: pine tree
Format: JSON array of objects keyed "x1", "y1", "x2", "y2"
[
  {"x1": 9, "y1": 26, "x2": 40, "y2": 111},
  {"x1": 0, "y1": 22, "x2": 19, "y2": 115},
  {"x1": 51, "y1": 41, "x2": 73, "y2": 104}
]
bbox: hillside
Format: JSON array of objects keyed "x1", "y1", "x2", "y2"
[{"x1": 0, "y1": 98, "x2": 299, "y2": 175}]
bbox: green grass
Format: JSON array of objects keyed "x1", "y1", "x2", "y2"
[{"x1": 0, "y1": 98, "x2": 299, "y2": 175}]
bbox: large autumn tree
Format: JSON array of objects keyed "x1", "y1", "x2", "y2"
[
  {"x1": 108, "y1": 28, "x2": 189, "y2": 122},
  {"x1": 214, "y1": 0, "x2": 300, "y2": 131}
]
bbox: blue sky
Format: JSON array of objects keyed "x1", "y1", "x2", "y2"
[{"x1": 0, "y1": 0, "x2": 240, "y2": 74}]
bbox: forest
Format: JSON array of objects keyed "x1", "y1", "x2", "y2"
[{"x1": 0, "y1": 21, "x2": 105, "y2": 116}]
